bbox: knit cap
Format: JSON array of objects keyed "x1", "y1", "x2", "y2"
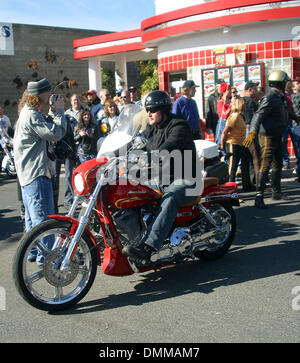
[{"x1": 27, "y1": 78, "x2": 52, "y2": 95}]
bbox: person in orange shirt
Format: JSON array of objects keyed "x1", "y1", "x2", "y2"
[{"x1": 221, "y1": 97, "x2": 255, "y2": 192}]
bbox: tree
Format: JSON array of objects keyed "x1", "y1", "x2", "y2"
[
  {"x1": 101, "y1": 68, "x2": 116, "y2": 96},
  {"x1": 137, "y1": 60, "x2": 159, "y2": 95}
]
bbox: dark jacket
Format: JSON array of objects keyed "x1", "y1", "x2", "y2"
[
  {"x1": 74, "y1": 123, "x2": 99, "y2": 155},
  {"x1": 250, "y1": 88, "x2": 289, "y2": 136},
  {"x1": 142, "y1": 114, "x2": 198, "y2": 184},
  {"x1": 243, "y1": 96, "x2": 258, "y2": 125},
  {"x1": 205, "y1": 91, "x2": 219, "y2": 132}
]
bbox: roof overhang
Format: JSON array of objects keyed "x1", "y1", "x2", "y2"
[
  {"x1": 73, "y1": 0, "x2": 300, "y2": 62},
  {"x1": 73, "y1": 28, "x2": 157, "y2": 61}
]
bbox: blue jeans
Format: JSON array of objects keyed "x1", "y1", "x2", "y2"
[
  {"x1": 22, "y1": 176, "x2": 55, "y2": 263},
  {"x1": 282, "y1": 122, "x2": 300, "y2": 170},
  {"x1": 144, "y1": 180, "x2": 197, "y2": 251},
  {"x1": 215, "y1": 118, "x2": 227, "y2": 145}
]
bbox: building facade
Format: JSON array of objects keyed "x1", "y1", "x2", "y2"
[
  {"x1": 73, "y1": 0, "x2": 300, "y2": 153},
  {"x1": 0, "y1": 23, "x2": 112, "y2": 124}
]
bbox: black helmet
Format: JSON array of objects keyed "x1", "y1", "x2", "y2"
[
  {"x1": 268, "y1": 70, "x2": 290, "y2": 91},
  {"x1": 145, "y1": 90, "x2": 171, "y2": 114},
  {"x1": 54, "y1": 139, "x2": 73, "y2": 160}
]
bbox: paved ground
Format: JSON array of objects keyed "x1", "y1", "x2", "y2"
[{"x1": 0, "y1": 165, "x2": 299, "y2": 343}]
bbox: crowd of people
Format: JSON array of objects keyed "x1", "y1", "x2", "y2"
[
  {"x1": 1, "y1": 70, "x2": 299, "y2": 255},
  {"x1": 7, "y1": 82, "x2": 145, "y2": 239},
  {"x1": 205, "y1": 72, "x2": 300, "y2": 209}
]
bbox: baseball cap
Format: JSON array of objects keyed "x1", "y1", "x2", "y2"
[
  {"x1": 87, "y1": 89, "x2": 97, "y2": 95},
  {"x1": 182, "y1": 80, "x2": 199, "y2": 88},
  {"x1": 244, "y1": 81, "x2": 259, "y2": 90},
  {"x1": 216, "y1": 78, "x2": 225, "y2": 85},
  {"x1": 128, "y1": 86, "x2": 137, "y2": 92}
]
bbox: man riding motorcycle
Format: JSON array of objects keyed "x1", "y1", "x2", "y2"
[{"x1": 122, "y1": 90, "x2": 202, "y2": 262}]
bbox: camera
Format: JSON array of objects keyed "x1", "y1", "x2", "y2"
[{"x1": 49, "y1": 94, "x2": 59, "y2": 105}]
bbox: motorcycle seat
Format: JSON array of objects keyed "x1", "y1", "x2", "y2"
[{"x1": 181, "y1": 177, "x2": 219, "y2": 207}]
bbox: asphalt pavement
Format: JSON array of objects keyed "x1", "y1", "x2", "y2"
[{"x1": 0, "y1": 165, "x2": 300, "y2": 344}]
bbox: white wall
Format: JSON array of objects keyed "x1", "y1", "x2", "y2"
[{"x1": 158, "y1": 19, "x2": 298, "y2": 58}]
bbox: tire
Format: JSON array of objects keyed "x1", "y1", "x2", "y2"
[
  {"x1": 5, "y1": 159, "x2": 17, "y2": 178},
  {"x1": 195, "y1": 202, "x2": 236, "y2": 261},
  {"x1": 13, "y1": 219, "x2": 98, "y2": 312}
]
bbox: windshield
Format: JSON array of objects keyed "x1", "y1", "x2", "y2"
[{"x1": 97, "y1": 103, "x2": 143, "y2": 157}]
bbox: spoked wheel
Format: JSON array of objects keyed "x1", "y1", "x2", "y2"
[
  {"x1": 13, "y1": 219, "x2": 98, "y2": 312},
  {"x1": 195, "y1": 202, "x2": 236, "y2": 261}
]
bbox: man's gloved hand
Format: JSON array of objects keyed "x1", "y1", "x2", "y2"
[{"x1": 243, "y1": 131, "x2": 257, "y2": 148}]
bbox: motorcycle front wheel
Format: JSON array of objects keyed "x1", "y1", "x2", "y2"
[{"x1": 13, "y1": 219, "x2": 98, "y2": 312}]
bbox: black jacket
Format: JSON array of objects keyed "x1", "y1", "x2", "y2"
[
  {"x1": 205, "y1": 91, "x2": 219, "y2": 131},
  {"x1": 250, "y1": 88, "x2": 289, "y2": 136},
  {"x1": 142, "y1": 114, "x2": 198, "y2": 184},
  {"x1": 243, "y1": 96, "x2": 258, "y2": 125},
  {"x1": 74, "y1": 123, "x2": 99, "y2": 155}
]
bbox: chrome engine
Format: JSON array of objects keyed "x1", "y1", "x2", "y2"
[
  {"x1": 114, "y1": 204, "x2": 231, "y2": 265},
  {"x1": 150, "y1": 218, "x2": 212, "y2": 263}
]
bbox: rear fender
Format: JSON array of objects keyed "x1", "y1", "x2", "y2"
[
  {"x1": 48, "y1": 214, "x2": 101, "y2": 265},
  {"x1": 202, "y1": 182, "x2": 239, "y2": 206}
]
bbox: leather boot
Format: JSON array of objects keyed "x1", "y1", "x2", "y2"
[
  {"x1": 255, "y1": 171, "x2": 268, "y2": 209},
  {"x1": 271, "y1": 169, "x2": 290, "y2": 200},
  {"x1": 271, "y1": 169, "x2": 281, "y2": 194},
  {"x1": 256, "y1": 171, "x2": 267, "y2": 196},
  {"x1": 255, "y1": 195, "x2": 267, "y2": 209}
]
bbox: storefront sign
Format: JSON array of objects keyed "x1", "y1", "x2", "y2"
[{"x1": 0, "y1": 23, "x2": 14, "y2": 55}]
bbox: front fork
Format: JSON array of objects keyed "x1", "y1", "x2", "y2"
[{"x1": 55, "y1": 174, "x2": 105, "y2": 271}]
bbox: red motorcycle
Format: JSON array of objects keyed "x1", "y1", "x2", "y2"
[{"x1": 13, "y1": 104, "x2": 239, "y2": 312}]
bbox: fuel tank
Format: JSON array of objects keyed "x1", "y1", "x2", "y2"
[{"x1": 106, "y1": 181, "x2": 162, "y2": 209}]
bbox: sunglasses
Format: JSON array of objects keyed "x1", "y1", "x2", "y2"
[{"x1": 146, "y1": 107, "x2": 161, "y2": 113}]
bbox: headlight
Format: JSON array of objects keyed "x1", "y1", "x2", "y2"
[{"x1": 74, "y1": 173, "x2": 85, "y2": 194}]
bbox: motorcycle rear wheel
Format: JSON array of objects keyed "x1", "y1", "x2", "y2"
[
  {"x1": 13, "y1": 219, "x2": 98, "y2": 312},
  {"x1": 195, "y1": 202, "x2": 236, "y2": 261}
]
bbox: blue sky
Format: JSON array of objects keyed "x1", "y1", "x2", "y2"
[{"x1": 0, "y1": 0, "x2": 156, "y2": 32}]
